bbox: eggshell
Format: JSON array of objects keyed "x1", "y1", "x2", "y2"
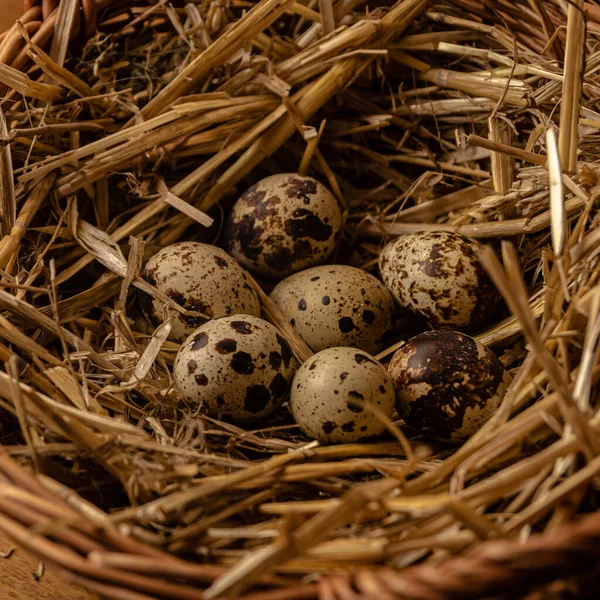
[
  {"x1": 225, "y1": 173, "x2": 342, "y2": 278},
  {"x1": 270, "y1": 265, "x2": 395, "y2": 354},
  {"x1": 389, "y1": 330, "x2": 511, "y2": 442},
  {"x1": 140, "y1": 242, "x2": 260, "y2": 342},
  {"x1": 173, "y1": 315, "x2": 297, "y2": 422},
  {"x1": 290, "y1": 347, "x2": 395, "y2": 444},
  {"x1": 379, "y1": 232, "x2": 499, "y2": 330}
]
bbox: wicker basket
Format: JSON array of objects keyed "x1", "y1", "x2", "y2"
[{"x1": 0, "y1": 1, "x2": 599, "y2": 599}]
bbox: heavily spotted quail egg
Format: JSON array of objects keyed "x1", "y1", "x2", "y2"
[
  {"x1": 140, "y1": 242, "x2": 261, "y2": 342},
  {"x1": 389, "y1": 330, "x2": 511, "y2": 442},
  {"x1": 225, "y1": 173, "x2": 342, "y2": 279},
  {"x1": 270, "y1": 265, "x2": 395, "y2": 354},
  {"x1": 290, "y1": 347, "x2": 395, "y2": 444},
  {"x1": 379, "y1": 232, "x2": 499, "y2": 331},
  {"x1": 173, "y1": 315, "x2": 297, "y2": 422}
]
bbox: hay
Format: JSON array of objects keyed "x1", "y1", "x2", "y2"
[{"x1": 0, "y1": 0, "x2": 599, "y2": 598}]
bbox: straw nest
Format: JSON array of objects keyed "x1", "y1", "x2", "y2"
[{"x1": 0, "y1": 0, "x2": 599, "y2": 598}]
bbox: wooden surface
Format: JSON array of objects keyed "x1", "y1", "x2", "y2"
[
  {"x1": 0, "y1": 1, "x2": 26, "y2": 32},
  {"x1": 0, "y1": 534, "x2": 96, "y2": 600}
]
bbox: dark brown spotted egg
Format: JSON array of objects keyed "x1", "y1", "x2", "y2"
[
  {"x1": 140, "y1": 242, "x2": 260, "y2": 342},
  {"x1": 173, "y1": 315, "x2": 297, "y2": 422},
  {"x1": 379, "y1": 232, "x2": 499, "y2": 331},
  {"x1": 389, "y1": 330, "x2": 511, "y2": 442},
  {"x1": 270, "y1": 265, "x2": 395, "y2": 354},
  {"x1": 290, "y1": 347, "x2": 395, "y2": 444},
  {"x1": 225, "y1": 173, "x2": 342, "y2": 279}
]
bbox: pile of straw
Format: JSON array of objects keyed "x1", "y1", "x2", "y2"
[{"x1": 0, "y1": 0, "x2": 599, "y2": 598}]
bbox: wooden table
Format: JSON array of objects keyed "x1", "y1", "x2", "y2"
[{"x1": 0, "y1": 534, "x2": 95, "y2": 600}]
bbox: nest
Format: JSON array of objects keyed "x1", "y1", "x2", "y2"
[{"x1": 0, "y1": 0, "x2": 600, "y2": 598}]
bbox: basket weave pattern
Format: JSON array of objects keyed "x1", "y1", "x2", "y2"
[{"x1": 3, "y1": 441, "x2": 600, "y2": 600}]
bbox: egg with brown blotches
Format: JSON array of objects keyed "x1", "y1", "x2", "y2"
[
  {"x1": 379, "y1": 232, "x2": 499, "y2": 331},
  {"x1": 388, "y1": 330, "x2": 511, "y2": 442},
  {"x1": 173, "y1": 315, "x2": 297, "y2": 422},
  {"x1": 225, "y1": 173, "x2": 342, "y2": 279},
  {"x1": 290, "y1": 347, "x2": 395, "y2": 444},
  {"x1": 270, "y1": 265, "x2": 395, "y2": 354},
  {"x1": 140, "y1": 242, "x2": 261, "y2": 342}
]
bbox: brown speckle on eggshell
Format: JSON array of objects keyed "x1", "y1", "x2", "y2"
[
  {"x1": 388, "y1": 330, "x2": 511, "y2": 442},
  {"x1": 290, "y1": 347, "x2": 395, "y2": 444},
  {"x1": 270, "y1": 265, "x2": 395, "y2": 354},
  {"x1": 173, "y1": 315, "x2": 297, "y2": 422},
  {"x1": 225, "y1": 174, "x2": 342, "y2": 279},
  {"x1": 140, "y1": 242, "x2": 260, "y2": 342},
  {"x1": 379, "y1": 232, "x2": 499, "y2": 330}
]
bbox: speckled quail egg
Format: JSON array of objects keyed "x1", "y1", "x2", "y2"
[
  {"x1": 225, "y1": 173, "x2": 342, "y2": 279},
  {"x1": 389, "y1": 330, "x2": 511, "y2": 442},
  {"x1": 140, "y1": 242, "x2": 261, "y2": 342},
  {"x1": 173, "y1": 315, "x2": 297, "y2": 422},
  {"x1": 290, "y1": 347, "x2": 395, "y2": 444},
  {"x1": 270, "y1": 265, "x2": 395, "y2": 354},
  {"x1": 379, "y1": 232, "x2": 499, "y2": 331}
]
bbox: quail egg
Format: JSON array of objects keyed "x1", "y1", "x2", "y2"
[
  {"x1": 290, "y1": 347, "x2": 395, "y2": 444},
  {"x1": 140, "y1": 242, "x2": 261, "y2": 342},
  {"x1": 225, "y1": 173, "x2": 342, "y2": 279},
  {"x1": 389, "y1": 330, "x2": 511, "y2": 442},
  {"x1": 379, "y1": 231, "x2": 499, "y2": 330},
  {"x1": 173, "y1": 315, "x2": 297, "y2": 422},
  {"x1": 270, "y1": 265, "x2": 395, "y2": 354}
]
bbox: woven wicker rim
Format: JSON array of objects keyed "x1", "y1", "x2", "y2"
[{"x1": 2, "y1": 444, "x2": 600, "y2": 600}]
